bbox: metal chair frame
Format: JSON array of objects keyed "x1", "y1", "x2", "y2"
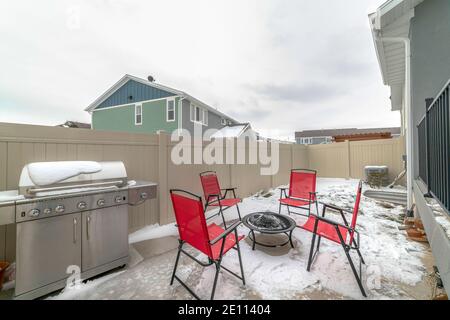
[
  {"x1": 200, "y1": 171, "x2": 242, "y2": 229},
  {"x1": 169, "y1": 189, "x2": 246, "y2": 300},
  {"x1": 279, "y1": 169, "x2": 319, "y2": 217}
]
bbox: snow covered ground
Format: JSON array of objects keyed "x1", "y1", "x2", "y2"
[{"x1": 46, "y1": 178, "x2": 432, "y2": 300}]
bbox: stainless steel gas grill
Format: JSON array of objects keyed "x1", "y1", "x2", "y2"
[{"x1": 0, "y1": 161, "x2": 156, "y2": 299}]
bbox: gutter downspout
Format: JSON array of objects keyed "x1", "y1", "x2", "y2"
[
  {"x1": 375, "y1": 35, "x2": 413, "y2": 214},
  {"x1": 177, "y1": 95, "x2": 187, "y2": 137}
]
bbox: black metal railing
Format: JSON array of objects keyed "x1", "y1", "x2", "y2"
[
  {"x1": 417, "y1": 79, "x2": 450, "y2": 214},
  {"x1": 417, "y1": 118, "x2": 427, "y2": 183}
]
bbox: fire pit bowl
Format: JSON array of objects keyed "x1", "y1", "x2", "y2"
[{"x1": 243, "y1": 212, "x2": 296, "y2": 250}]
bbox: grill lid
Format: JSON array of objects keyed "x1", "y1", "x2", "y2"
[{"x1": 19, "y1": 161, "x2": 128, "y2": 197}]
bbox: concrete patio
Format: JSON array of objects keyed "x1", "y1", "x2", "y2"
[{"x1": 35, "y1": 179, "x2": 435, "y2": 300}]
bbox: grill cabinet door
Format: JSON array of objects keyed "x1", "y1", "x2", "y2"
[
  {"x1": 82, "y1": 205, "x2": 128, "y2": 271},
  {"x1": 15, "y1": 213, "x2": 82, "y2": 296}
]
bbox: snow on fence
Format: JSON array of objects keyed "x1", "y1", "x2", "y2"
[{"x1": 0, "y1": 122, "x2": 404, "y2": 261}]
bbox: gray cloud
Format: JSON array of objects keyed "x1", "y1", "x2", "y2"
[{"x1": 249, "y1": 83, "x2": 347, "y2": 103}]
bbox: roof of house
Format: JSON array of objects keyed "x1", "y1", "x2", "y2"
[
  {"x1": 58, "y1": 121, "x2": 91, "y2": 129},
  {"x1": 85, "y1": 74, "x2": 239, "y2": 123},
  {"x1": 295, "y1": 127, "x2": 401, "y2": 138},
  {"x1": 369, "y1": 0, "x2": 425, "y2": 111},
  {"x1": 210, "y1": 123, "x2": 255, "y2": 139}
]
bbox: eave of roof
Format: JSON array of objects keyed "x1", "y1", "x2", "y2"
[{"x1": 369, "y1": 0, "x2": 424, "y2": 111}]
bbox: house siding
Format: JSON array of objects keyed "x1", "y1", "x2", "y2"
[
  {"x1": 181, "y1": 99, "x2": 237, "y2": 134},
  {"x1": 96, "y1": 79, "x2": 176, "y2": 110},
  {"x1": 92, "y1": 97, "x2": 179, "y2": 134},
  {"x1": 410, "y1": 0, "x2": 450, "y2": 293},
  {"x1": 411, "y1": 0, "x2": 450, "y2": 177}
]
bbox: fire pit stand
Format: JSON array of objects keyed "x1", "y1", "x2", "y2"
[{"x1": 242, "y1": 212, "x2": 296, "y2": 250}]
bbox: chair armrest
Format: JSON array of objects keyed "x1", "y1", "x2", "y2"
[
  {"x1": 206, "y1": 194, "x2": 221, "y2": 204},
  {"x1": 209, "y1": 221, "x2": 242, "y2": 245},
  {"x1": 311, "y1": 214, "x2": 353, "y2": 233},
  {"x1": 222, "y1": 188, "x2": 238, "y2": 199},
  {"x1": 321, "y1": 202, "x2": 351, "y2": 226},
  {"x1": 321, "y1": 202, "x2": 353, "y2": 214}
]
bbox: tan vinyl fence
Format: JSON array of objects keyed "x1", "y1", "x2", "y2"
[
  {"x1": 0, "y1": 122, "x2": 404, "y2": 261},
  {"x1": 308, "y1": 138, "x2": 405, "y2": 182}
]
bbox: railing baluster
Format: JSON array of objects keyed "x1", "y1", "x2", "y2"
[{"x1": 443, "y1": 87, "x2": 450, "y2": 208}]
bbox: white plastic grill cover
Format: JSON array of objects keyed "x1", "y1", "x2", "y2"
[{"x1": 19, "y1": 161, "x2": 127, "y2": 189}]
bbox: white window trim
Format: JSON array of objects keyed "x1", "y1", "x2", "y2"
[
  {"x1": 135, "y1": 103, "x2": 142, "y2": 125},
  {"x1": 203, "y1": 109, "x2": 208, "y2": 126},
  {"x1": 166, "y1": 98, "x2": 176, "y2": 122},
  {"x1": 190, "y1": 103, "x2": 208, "y2": 126}
]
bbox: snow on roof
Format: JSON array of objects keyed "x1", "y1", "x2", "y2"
[{"x1": 210, "y1": 123, "x2": 254, "y2": 139}]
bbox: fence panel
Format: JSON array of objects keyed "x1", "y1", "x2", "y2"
[
  {"x1": 0, "y1": 122, "x2": 406, "y2": 258},
  {"x1": 307, "y1": 142, "x2": 349, "y2": 178}
]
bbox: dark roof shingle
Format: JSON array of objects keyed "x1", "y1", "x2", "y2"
[{"x1": 295, "y1": 127, "x2": 401, "y2": 138}]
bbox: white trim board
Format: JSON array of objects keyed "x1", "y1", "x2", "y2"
[
  {"x1": 135, "y1": 103, "x2": 143, "y2": 126},
  {"x1": 166, "y1": 97, "x2": 176, "y2": 122},
  {"x1": 91, "y1": 96, "x2": 177, "y2": 112}
]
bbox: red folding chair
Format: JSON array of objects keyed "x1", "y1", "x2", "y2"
[
  {"x1": 169, "y1": 189, "x2": 246, "y2": 300},
  {"x1": 200, "y1": 171, "x2": 242, "y2": 229},
  {"x1": 279, "y1": 169, "x2": 318, "y2": 217},
  {"x1": 299, "y1": 181, "x2": 367, "y2": 297}
]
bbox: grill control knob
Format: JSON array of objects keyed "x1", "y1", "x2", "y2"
[
  {"x1": 28, "y1": 209, "x2": 40, "y2": 217},
  {"x1": 97, "y1": 199, "x2": 106, "y2": 207},
  {"x1": 77, "y1": 202, "x2": 87, "y2": 210},
  {"x1": 140, "y1": 192, "x2": 148, "y2": 200},
  {"x1": 114, "y1": 196, "x2": 123, "y2": 204},
  {"x1": 55, "y1": 205, "x2": 65, "y2": 213},
  {"x1": 43, "y1": 208, "x2": 52, "y2": 215}
]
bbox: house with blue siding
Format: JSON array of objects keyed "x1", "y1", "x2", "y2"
[{"x1": 85, "y1": 74, "x2": 240, "y2": 135}]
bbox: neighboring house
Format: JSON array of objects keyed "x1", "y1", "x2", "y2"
[
  {"x1": 210, "y1": 123, "x2": 258, "y2": 139},
  {"x1": 295, "y1": 127, "x2": 401, "y2": 145},
  {"x1": 370, "y1": 0, "x2": 450, "y2": 291},
  {"x1": 57, "y1": 121, "x2": 91, "y2": 129},
  {"x1": 85, "y1": 74, "x2": 239, "y2": 135}
]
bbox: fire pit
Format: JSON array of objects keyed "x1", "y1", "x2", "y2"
[{"x1": 242, "y1": 212, "x2": 296, "y2": 250}]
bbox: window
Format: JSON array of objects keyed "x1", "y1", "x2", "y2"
[
  {"x1": 203, "y1": 109, "x2": 208, "y2": 126},
  {"x1": 190, "y1": 104, "x2": 195, "y2": 122},
  {"x1": 221, "y1": 118, "x2": 227, "y2": 125},
  {"x1": 167, "y1": 99, "x2": 175, "y2": 122},
  {"x1": 300, "y1": 137, "x2": 313, "y2": 145},
  {"x1": 135, "y1": 104, "x2": 142, "y2": 125},
  {"x1": 190, "y1": 104, "x2": 208, "y2": 125},
  {"x1": 196, "y1": 106, "x2": 201, "y2": 122}
]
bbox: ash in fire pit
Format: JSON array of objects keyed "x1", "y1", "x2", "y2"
[{"x1": 245, "y1": 212, "x2": 294, "y2": 233}]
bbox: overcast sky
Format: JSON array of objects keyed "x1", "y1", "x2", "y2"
[{"x1": 0, "y1": 0, "x2": 398, "y2": 140}]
